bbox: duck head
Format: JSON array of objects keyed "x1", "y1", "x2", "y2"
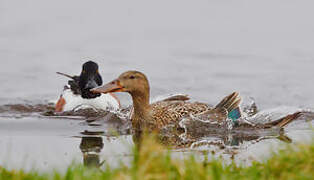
[
  {"x1": 92, "y1": 71, "x2": 154, "y2": 144},
  {"x1": 79, "y1": 61, "x2": 103, "y2": 99},
  {"x1": 91, "y1": 71, "x2": 150, "y2": 97}
]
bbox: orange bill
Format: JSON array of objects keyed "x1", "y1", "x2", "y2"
[{"x1": 91, "y1": 79, "x2": 124, "y2": 94}]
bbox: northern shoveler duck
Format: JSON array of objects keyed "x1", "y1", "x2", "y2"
[
  {"x1": 55, "y1": 61, "x2": 120, "y2": 112},
  {"x1": 91, "y1": 71, "x2": 242, "y2": 137}
]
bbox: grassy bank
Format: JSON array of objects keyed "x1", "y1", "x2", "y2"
[{"x1": 0, "y1": 137, "x2": 313, "y2": 180}]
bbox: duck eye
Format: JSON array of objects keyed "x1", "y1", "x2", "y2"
[{"x1": 129, "y1": 75, "x2": 135, "y2": 79}]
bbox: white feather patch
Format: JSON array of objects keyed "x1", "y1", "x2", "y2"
[{"x1": 58, "y1": 89, "x2": 120, "y2": 112}]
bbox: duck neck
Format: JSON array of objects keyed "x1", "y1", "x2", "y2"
[
  {"x1": 131, "y1": 92, "x2": 152, "y2": 144},
  {"x1": 131, "y1": 91, "x2": 151, "y2": 121}
]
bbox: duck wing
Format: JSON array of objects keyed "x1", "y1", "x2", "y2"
[
  {"x1": 56, "y1": 72, "x2": 81, "y2": 95},
  {"x1": 195, "y1": 92, "x2": 242, "y2": 122},
  {"x1": 68, "y1": 78, "x2": 81, "y2": 95},
  {"x1": 151, "y1": 101, "x2": 210, "y2": 128},
  {"x1": 128, "y1": 94, "x2": 191, "y2": 120},
  {"x1": 215, "y1": 92, "x2": 242, "y2": 121},
  {"x1": 151, "y1": 94, "x2": 190, "y2": 103},
  {"x1": 150, "y1": 92, "x2": 241, "y2": 128}
]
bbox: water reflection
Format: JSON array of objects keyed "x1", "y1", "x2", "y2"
[
  {"x1": 79, "y1": 136, "x2": 105, "y2": 168},
  {"x1": 189, "y1": 131, "x2": 292, "y2": 149}
]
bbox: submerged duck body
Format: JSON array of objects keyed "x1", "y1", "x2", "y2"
[
  {"x1": 55, "y1": 61, "x2": 120, "y2": 112},
  {"x1": 91, "y1": 71, "x2": 241, "y2": 134}
]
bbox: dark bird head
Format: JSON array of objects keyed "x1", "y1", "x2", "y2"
[{"x1": 79, "y1": 61, "x2": 103, "y2": 99}]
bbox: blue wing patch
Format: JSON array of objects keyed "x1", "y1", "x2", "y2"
[{"x1": 228, "y1": 107, "x2": 241, "y2": 122}]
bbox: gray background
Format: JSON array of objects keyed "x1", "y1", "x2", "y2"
[{"x1": 1, "y1": 0, "x2": 313, "y2": 109}]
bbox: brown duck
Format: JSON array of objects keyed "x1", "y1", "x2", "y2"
[{"x1": 91, "y1": 71, "x2": 242, "y2": 136}]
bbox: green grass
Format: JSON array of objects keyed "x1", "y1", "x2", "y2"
[{"x1": 0, "y1": 136, "x2": 313, "y2": 180}]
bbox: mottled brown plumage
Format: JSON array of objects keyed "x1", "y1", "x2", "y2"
[
  {"x1": 147, "y1": 101, "x2": 210, "y2": 129},
  {"x1": 91, "y1": 71, "x2": 241, "y2": 134},
  {"x1": 91, "y1": 71, "x2": 303, "y2": 148}
]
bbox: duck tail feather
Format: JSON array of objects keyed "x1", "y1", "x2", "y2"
[{"x1": 265, "y1": 112, "x2": 302, "y2": 128}]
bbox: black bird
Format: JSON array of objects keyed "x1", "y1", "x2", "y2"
[
  {"x1": 58, "y1": 61, "x2": 103, "y2": 99},
  {"x1": 55, "y1": 61, "x2": 120, "y2": 112}
]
